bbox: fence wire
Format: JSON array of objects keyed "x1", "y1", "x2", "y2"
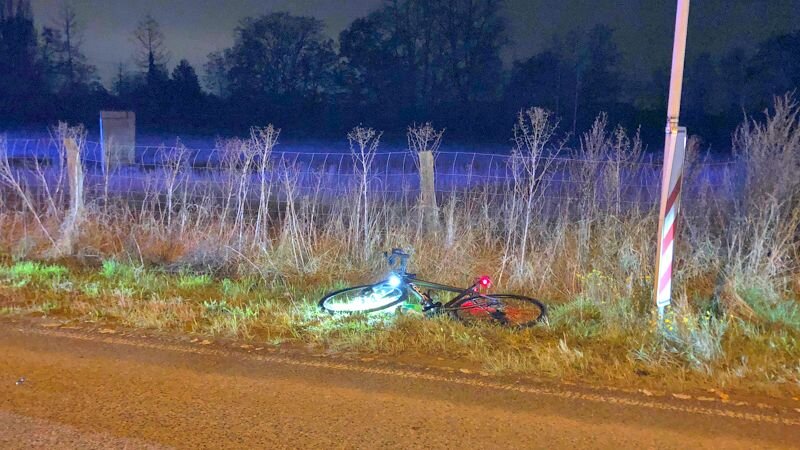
[{"x1": 1, "y1": 138, "x2": 743, "y2": 216}]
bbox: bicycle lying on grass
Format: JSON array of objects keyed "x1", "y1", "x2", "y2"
[{"x1": 319, "y1": 249, "x2": 547, "y2": 328}]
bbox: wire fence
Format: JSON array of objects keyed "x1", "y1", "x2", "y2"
[{"x1": 0, "y1": 138, "x2": 743, "y2": 215}]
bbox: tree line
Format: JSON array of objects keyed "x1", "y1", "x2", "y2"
[{"x1": 1, "y1": 0, "x2": 799, "y2": 147}]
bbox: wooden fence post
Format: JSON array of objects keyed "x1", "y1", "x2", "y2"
[
  {"x1": 418, "y1": 150, "x2": 439, "y2": 233},
  {"x1": 66, "y1": 138, "x2": 84, "y2": 216},
  {"x1": 52, "y1": 137, "x2": 84, "y2": 257}
]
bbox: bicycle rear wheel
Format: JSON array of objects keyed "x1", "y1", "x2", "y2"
[
  {"x1": 450, "y1": 294, "x2": 547, "y2": 328},
  {"x1": 319, "y1": 282, "x2": 407, "y2": 314}
]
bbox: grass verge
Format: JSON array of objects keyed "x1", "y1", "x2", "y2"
[{"x1": 0, "y1": 258, "x2": 797, "y2": 398}]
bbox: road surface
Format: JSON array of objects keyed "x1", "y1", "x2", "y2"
[{"x1": 1, "y1": 320, "x2": 798, "y2": 449}]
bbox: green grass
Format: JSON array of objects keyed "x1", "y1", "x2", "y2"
[
  {"x1": 740, "y1": 284, "x2": 800, "y2": 330},
  {"x1": 0, "y1": 261, "x2": 68, "y2": 282},
  {"x1": 178, "y1": 273, "x2": 212, "y2": 290},
  {"x1": 0, "y1": 259, "x2": 797, "y2": 397},
  {"x1": 100, "y1": 260, "x2": 126, "y2": 279}
]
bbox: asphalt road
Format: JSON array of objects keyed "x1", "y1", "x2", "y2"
[{"x1": 1, "y1": 321, "x2": 798, "y2": 449}]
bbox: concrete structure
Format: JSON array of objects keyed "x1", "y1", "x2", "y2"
[{"x1": 100, "y1": 111, "x2": 136, "y2": 170}]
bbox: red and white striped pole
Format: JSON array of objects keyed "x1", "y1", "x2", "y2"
[{"x1": 655, "y1": 0, "x2": 691, "y2": 317}]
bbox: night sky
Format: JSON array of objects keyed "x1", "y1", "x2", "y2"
[{"x1": 30, "y1": 0, "x2": 800, "y2": 85}]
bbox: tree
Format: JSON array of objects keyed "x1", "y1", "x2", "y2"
[
  {"x1": 553, "y1": 25, "x2": 622, "y2": 134},
  {"x1": 43, "y1": 2, "x2": 97, "y2": 92},
  {"x1": 748, "y1": 31, "x2": 800, "y2": 110},
  {"x1": 168, "y1": 59, "x2": 204, "y2": 127},
  {"x1": 0, "y1": 0, "x2": 31, "y2": 20},
  {"x1": 683, "y1": 52, "x2": 719, "y2": 118},
  {"x1": 39, "y1": 25, "x2": 62, "y2": 90},
  {"x1": 171, "y1": 59, "x2": 202, "y2": 99},
  {"x1": 0, "y1": 0, "x2": 49, "y2": 122},
  {"x1": 54, "y1": 2, "x2": 95, "y2": 87},
  {"x1": 339, "y1": 0, "x2": 508, "y2": 129},
  {"x1": 215, "y1": 12, "x2": 339, "y2": 129},
  {"x1": 339, "y1": 10, "x2": 408, "y2": 124},
  {"x1": 432, "y1": 0, "x2": 507, "y2": 104},
  {"x1": 581, "y1": 25, "x2": 622, "y2": 109},
  {"x1": 507, "y1": 50, "x2": 564, "y2": 116},
  {"x1": 133, "y1": 13, "x2": 169, "y2": 85},
  {"x1": 718, "y1": 47, "x2": 750, "y2": 113},
  {"x1": 203, "y1": 50, "x2": 230, "y2": 97},
  {"x1": 225, "y1": 12, "x2": 337, "y2": 99},
  {"x1": 131, "y1": 14, "x2": 171, "y2": 127},
  {"x1": 113, "y1": 63, "x2": 130, "y2": 96}
]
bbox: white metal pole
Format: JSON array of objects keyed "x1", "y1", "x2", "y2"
[
  {"x1": 666, "y1": 0, "x2": 691, "y2": 132},
  {"x1": 655, "y1": 0, "x2": 691, "y2": 317}
]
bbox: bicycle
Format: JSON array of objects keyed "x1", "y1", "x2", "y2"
[{"x1": 319, "y1": 249, "x2": 547, "y2": 328}]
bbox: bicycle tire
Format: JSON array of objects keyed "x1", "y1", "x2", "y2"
[
  {"x1": 319, "y1": 282, "x2": 408, "y2": 314},
  {"x1": 450, "y1": 294, "x2": 547, "y2": 328}
]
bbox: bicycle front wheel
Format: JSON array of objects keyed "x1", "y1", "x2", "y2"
[
  {"x1": 319, "y1": 282, "x2": 407, "y2": 314},
  {"x1": 450, "y1": 294, "x2": 547, "y2": 328}
]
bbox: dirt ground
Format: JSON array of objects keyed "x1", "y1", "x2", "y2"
[{"x1": 1, "y1": 318, "x2": 799, "y2": 449}]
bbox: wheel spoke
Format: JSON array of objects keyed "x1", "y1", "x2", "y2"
[
  {"x1": 320, "y1": 283, "x2": 406, "y2": 313},
  {"x1": 453, "y1": 294, "x2": 546, "y2": 327}
]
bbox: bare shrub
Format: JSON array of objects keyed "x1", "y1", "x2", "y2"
[
  {"x1": 734, "y1": 94, "x2": 800, "y2": 206},
  {"x1": 729, "y1": 94, "x2": 800, "y2": 281},
  {"x1": 0, "y1": 134, "x2": 56, "y2": 247},
  {"x1": 250, "y1": 125, "x2": 280, "y2": 247},
  {"x1": 407, "y1": 122, "x2": 444, "y2": 158},
  {"x1": 162, "y1": 141, "x2": 190, "y2": 230},
  {"x1": 503, "y1": 107, "x2": 563, "y2": 280},
  {"x1": 348, "y1": 126, "x2": 381, "y2": 261},
  {"x1": 603, "y1": 124, "x2": 644, "y2": 215},
  {"x1": 572, "y1": 113, "x2": 609, "y2": 219},
  {"x1": 275, "y1": 159, "x2": 315, "y2": 273}
]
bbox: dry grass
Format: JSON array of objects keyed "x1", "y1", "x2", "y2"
[
  {"x1": 0, "y1": 258, "x2": 797, "y2": 395},
  {"x1": 0, "y1": 99, "x2": 799, "y2": 396}
]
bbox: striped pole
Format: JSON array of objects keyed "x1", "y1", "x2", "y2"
[
  {"x1": 655, "y1": 0, "x2": 691, "y2": 317},
  {"x1": 656, "y1": 128, "x2": 687, "y2": 315}
]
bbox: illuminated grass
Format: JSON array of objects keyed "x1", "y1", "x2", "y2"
[
  {"x1": 0, "y1": 261, "x2": 68, "y2": 283},
  {"x1": 0, "y1": 260, "x2": 797, "y2": 396}
]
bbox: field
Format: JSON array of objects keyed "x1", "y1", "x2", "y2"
[{"x1": 1, "y1": 102, "x2": 799, "y2": 397}]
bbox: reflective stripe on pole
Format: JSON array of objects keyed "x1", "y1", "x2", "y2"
[
  {"x1": 655, "y1": 0, "x2": 690, "y2": 316},
  {"x1": 656, "y1": 128, "x2": 687, "y2": 314}
]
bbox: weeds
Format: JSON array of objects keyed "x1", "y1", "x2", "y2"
[
  {"x1": 0, "y1": 261, "x2": 68, "y2": 285},
  {"x1": 177, "y1": 273, "x2": 212, "y2": 289},
  {"x1": 0, "y1": 260, "x2": 796, "y2": 394},
  {"x1": 739, "y1": 282, "x2": 800, "y2": 330},
  {"x1": 0, "y1": 98, "x2": 798, "y2": 395}
]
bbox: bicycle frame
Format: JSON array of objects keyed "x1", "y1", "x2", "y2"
[
  {"x1": 382, "y1": 248, "x2": 504, "y2": 313},
  {"x1": 388, "y1": 271, "x2": 497, "y2": 312}
]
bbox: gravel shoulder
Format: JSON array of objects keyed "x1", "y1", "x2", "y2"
[{"x1": 1, "y1": 320, "x2": 799, "y2": 449}]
